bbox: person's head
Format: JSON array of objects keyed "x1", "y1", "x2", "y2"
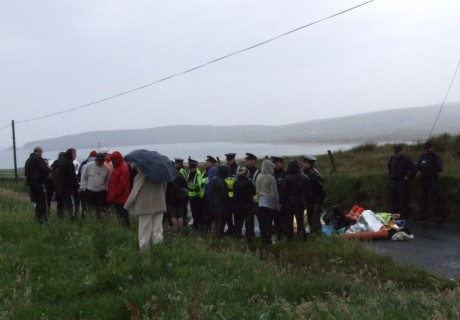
[
  {"x1": 261, "y1": 159, "x2": 274, "y2": 175},
  {"x1": 302, "y1": 155, "x2": 316, "y2": 170},
  {"x1": 174, "y1": 158, "x2": 184, "y2": 169},
  {"x1": 33, "y1": 146, "x2": 43, "y2": 157},
  {"x1": 225, "y1": 153, "x2": 236, "y2": 165},
  {"x1": 205, "y1": 155, "x2": 217, "y2": 168},
  {"x1": 393, "y1": 145, "x2": 404, "y2": 158},
  {"x1": 286, "y1": 160, "x2": 301, "y2": 175},
  {"x1": 245, "y1": 153, "x2": 257, "y2": 167},
  {"x1": 188, "y1": 158, "x2": 198, "y2": 172},
  {"x1": 88, "y1": 150, "x2": 97, "y2": 158},
  {"x1": 236, "y1": 166, "x2": 249, "y2": 178},
  {"x1": 110, "y1": 151, "x2": 124, "y2": 167},
  {"x1": 65, "y1": 148, "x2": 77, "y2": 161},
  {"x1": 95, "y1": 153, "x2": 105, "y2": 167},
  {"x1": 271, "y1": 156, "x2": 284, "y2": 169},
  {"x1": 424, "y1": 141, "x2": 433, "y2": 153}
]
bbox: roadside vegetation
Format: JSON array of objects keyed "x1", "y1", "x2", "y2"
[{"x1": 0, "y1": 134, "x2": 459, "y2": 319}]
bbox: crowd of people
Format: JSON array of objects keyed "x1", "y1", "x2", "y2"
[{"x1": 23, "y1": 140, "x2": 444, "y2": 250}]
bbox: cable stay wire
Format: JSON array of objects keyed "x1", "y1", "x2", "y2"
[
  {"x1": 16, "y1": 0, "x2": 375, "y2": 124},
  {"x1": 428, "y1": 58, "x2": 460, "y2": 139}
]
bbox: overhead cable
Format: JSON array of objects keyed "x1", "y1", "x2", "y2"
[
  {"x1": 428, "y1": 58, "x2": 460, "y2": 139},
  {"x1": 16, "y1": 0, "x2": 375, "y2": 124}
]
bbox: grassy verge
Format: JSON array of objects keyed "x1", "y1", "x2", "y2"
[{"x1": 0, "y1": 192, "x2": 459, "y2": 319}]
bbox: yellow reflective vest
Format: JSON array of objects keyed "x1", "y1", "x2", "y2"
[{"x1": 187, "y1": 169, "x2": 201, "y2": 198}]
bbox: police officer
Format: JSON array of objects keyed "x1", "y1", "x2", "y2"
[
  {"x1": 272, "y1": 156, "x2": 286, "y2": 237},
  {"x1": 245, "y1": 152, "x2": 260, "y2": 240},
  {"x1": 224, "y1": 153, "x2": 238, "y2": 236},
  {"x1": 416, "y1": 141, "x2": 444, "y2": 223},
  {"x1": 387, "y1": 145, "x2": 417, "y2": 219},
  {"x1": 302, "y1": 155, "x2": 326, "y2": 236},
  {"x1": 199, "y1": 155, "x2": 217, "y2": 230},
  {"x1": 187, "y1": 158, "x2": 203, "y2": 230},
  {"x1": 174, "y1": 158, "x2": 188, "y2": 221}
]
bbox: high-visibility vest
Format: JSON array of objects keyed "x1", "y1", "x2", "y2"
[
  {"x1": 178, "y1": 168, "x2": 187, "y2": 179},
  {"x1": 251, "y1": 169, "x2": 259, "y2": 203},
  {"x1": 225, "y1": 176, "x2": 237, "y2": 197},
  {"x1": 187, "y1": 169, "x2": 201, "y2": 198},
  {"x1": 198, "y1": 170, "x2": 208, "y2": 198}
]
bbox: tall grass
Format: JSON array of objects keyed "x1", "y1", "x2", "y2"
[{"x1": 0, "y1": 193, "x2": 459, "y2": 319}]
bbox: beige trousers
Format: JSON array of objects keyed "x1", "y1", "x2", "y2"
[{"x1": 138, "y1": 212, "x2": 164, "y2": 251}]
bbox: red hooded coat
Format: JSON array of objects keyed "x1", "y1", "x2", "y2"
[{"x1": 107, "y1": 151, "x2": 130, "y2": 204}]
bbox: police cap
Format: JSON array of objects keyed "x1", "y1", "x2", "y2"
[
  {"x1": 271, "y1": 156, "x2": 284, "y2": 163},
  {"x1": 206, "y1": 155, "x2": 217, "y2": 163},
  {"x1": 225, "y1": 153, "x2": 236, "y2": 160},
  {"x1": 188, "y1": 159, "x2": 198, "y2": 167},
  {"x1": 393, "y1": 145, "x2": 403, "y2": 153},
  {"x1": 303, "y1": 155, "x2": 317, "y2": 162},
  {"x1": 174, "y1": 158, "x2": 184, "y2": 163},
  {"x1": 245, "y1": 153, "x2": 257, "y2": 160}
]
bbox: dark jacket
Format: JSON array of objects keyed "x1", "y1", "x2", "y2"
[
  {"x1": 281, "y1": 161, "x2": 310, "y2": 206},
  {"x1": 273, "y1": 167, "x2": 286, "y2": 200},
  {"x1": 61, "y1": 149, "x2": 80, "y2": 193},
  {"x1": 166, "y1": 174, "x2": 188, "y2": 204},
  {"x1": 208, "y1": 165, "x2": 229, "y2": 215},
  {"x1": 303, "y1": 167, "x2": 327, "y2": 204},
  {"x1": 24, "y1": 153, "x2": 50, "y2": 186},
  {"x1": 417, "y1": 151, "x2": 442, "y2": 179},
  {"x1": 387, "y1": 155, "x2": 417, "y2": 181},
  {"x1": 234, "y1": 176, "x2": 256, "y2": 209}
]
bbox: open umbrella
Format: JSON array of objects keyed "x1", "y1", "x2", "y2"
[{"x1": 124, "y1": 149, "x2": 178, "y2": 182}]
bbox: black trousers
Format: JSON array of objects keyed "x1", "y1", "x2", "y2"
[
  {"x1": 259, "y1": 206, "x2": 274, "y2": 243},
  {"x1": 189, "y1": 196, "x2": 204, "y2": 229},
  {"x1": 388, "y1": 180, "x2": 410, "y2": 219},
  {"x1": 84, "y1": 189, "x2": 108, "y2": 217},
  {"x1": 112, "y1": 203, "x2": 130, "y2": 228},
  {"x1": 29, "y1": 183, "x2": 48, "y2": 222},
  {"x1": 284, "y1": 202, "x2": 307, "y2": 240},
  {"x1": 420, "y1": 177, "x2": 444, "y2": 221},
  {"x1": 306, "y1": 202, "x2": 322, "y2": 235}
]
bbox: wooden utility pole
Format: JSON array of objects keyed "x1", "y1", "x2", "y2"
[{"x1": 12, "y1": 120, "x2": 18, "y2": 184}]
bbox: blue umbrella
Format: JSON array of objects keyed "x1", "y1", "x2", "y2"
[{"x1": 124, "y1": 149, "x2": 178, "y2": 182}]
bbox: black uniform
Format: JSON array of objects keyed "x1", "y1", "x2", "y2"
[
  {"x1": 303, "y1": 167, "x2": 326, "y2": 236},
  {"x1": 417, "y1": 150, "x2": 443, "y2": 222},
  {"x1": 387, "y1": 154, "x2": 417, "y2": 219},
  {"x1": 24, "y1": 152, "x2": 51, "y2": 222}
]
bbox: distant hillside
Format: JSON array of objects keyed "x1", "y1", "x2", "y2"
[{"x1": 21, "y1": 102, "x2": 460, "y2": 151}]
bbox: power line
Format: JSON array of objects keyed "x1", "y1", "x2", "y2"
[
  {"x1": 428, "y1": 58, "x2": 460, "y2": 139},
  {"x1": 0, "y1": 123, "x2": 10, "y2": 133},
  {"x1": 16, "y1": 0, "x2": 376, "y2": 124}
]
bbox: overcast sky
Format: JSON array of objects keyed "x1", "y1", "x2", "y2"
[{"x1": 1, "y1": 0, "x2": 459, "y2": 148}]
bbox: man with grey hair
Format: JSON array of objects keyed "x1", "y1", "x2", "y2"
[{"x1": 24, "y1": 146, "x2": 51, "y2": 223}]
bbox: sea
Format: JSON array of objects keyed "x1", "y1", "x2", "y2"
[{"x1": 0, "y1": 142, "x2": 355, "y2": 170}]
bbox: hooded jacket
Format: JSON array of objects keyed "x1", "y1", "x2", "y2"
[
  {"x1": 255, "y1": 160, "x2": 279, "y2": 210},
  {"x1": 281, "y1": 160, "x2": 310, "y2": 206},
  {"x1": 208, "y1": 165, "x2": 229, "y2": 215},
  {"x1": 107, "y1": 151, "x2": 131, "y2": 204}
]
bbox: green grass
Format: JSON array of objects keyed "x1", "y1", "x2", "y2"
[
  {"x1": 1, "y1": 133, "x2": 460, "y2": 319},
  {"x1": 0, "y1": 195, "x2": 459, "y2": 319}
]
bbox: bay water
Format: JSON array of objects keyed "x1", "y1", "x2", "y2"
[{"x1": 1, "y1": 141, "x2": 354, "y2": 170}]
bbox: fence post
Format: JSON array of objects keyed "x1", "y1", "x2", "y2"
[{"x1": 327, "y1": 150, "x2": 337, "y2": 174}]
